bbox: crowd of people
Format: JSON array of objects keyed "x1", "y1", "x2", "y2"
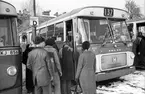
[
  {"x1": 21, "y1": 31, "x2": 145, "y2": 94},
  {"x1": 22, "y1": 35, "x2": 96, "y2": 94}
]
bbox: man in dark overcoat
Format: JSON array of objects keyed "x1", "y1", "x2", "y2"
[
  {"x1": 22, "y1": 44, "x2": 34, "y2": 93},
  {"x1": 59, "y1": 42, "x2": 75, "y2": 94},
  {"x1": 133, "y1": 32, "x2": 145, "y2": 68}
]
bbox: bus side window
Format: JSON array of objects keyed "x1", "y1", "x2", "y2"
[
  {"x1": 47, "y1": 25, "x2": 55, "y2": 38},
  {"x1": 39, "y1": 27, "x2": 47, "y2": 39},
  {"x1": 55, "y1": 22, "x2": 64, "y2": 41},
  {"x1": 66, "y1": 20, "x2": 73, "y2": 42}
]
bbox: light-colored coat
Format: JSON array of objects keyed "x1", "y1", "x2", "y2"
[
  {"x1": 27, "y1": 48, "x2": 53, "y2": 86},
  {"x1": 44, "y1": 45, "x2": 62, "y2": 75},
  {"x1": 75, "y1": 50, "x2": 96, "y2": 94},
  {"x1": 44, "y1": 45, "x2": 62, "y2": 94}
]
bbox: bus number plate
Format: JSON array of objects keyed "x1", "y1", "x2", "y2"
[
  {"x1": 104, "y1": 8, "x2": 114, "y2": 17},
  {"x1": 0, "y1": 50, "x2": 19, "y2": 56}
]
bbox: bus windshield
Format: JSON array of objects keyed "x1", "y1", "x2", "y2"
[
  {"x1": 77, "y1": 17, "x2": 131, "y2": 44},
  {"x1": 109, "y1": 18, "x2": 131, "y2": 42},
  {"x1": 0, "y1": 17, "x2": 18, "y2": 47}
]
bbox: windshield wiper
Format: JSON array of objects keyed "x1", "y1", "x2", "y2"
[
  {"x1": 101, "y1": 18, "x2": 113, "y2": 46},
  {"x1": 101, "y1": 30, "x2": 112, "y2": 46}
]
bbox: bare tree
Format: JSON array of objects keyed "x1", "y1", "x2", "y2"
[
  {"x1": 21, "y1": 0, "x2": 43, "y2": 16},
  {"x1": 125, "y1": 0, "x2": 143, "y2": 20}
]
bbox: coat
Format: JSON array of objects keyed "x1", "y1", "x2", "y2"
[
  {"x1": 133, "y1": 36, "x2": 145, "y2": 66},
  {"x1": 60, "y1": 44, "x2": 75, "y2": 80},
  {"x1": 22, "y1": 44, "x2": 32, "y2": 65},
  {"x1": 22, "y1": 45, "x2": 34, "y2": 91},
  {"x1": 138, "y1": 36, "x2": 145, "y2": 66},
  {"x1": 132, "y1": 38, "x2": 140, "y2": 66},
  {"x1": 44, "y1": 45, "x2": 62, "y2": 75},
  {"x1": 75, "y1": 50, "x2": 96, "y2": 94},
  {"x1": 27, "y1": 47, "x2": 53, "y2": 86}
]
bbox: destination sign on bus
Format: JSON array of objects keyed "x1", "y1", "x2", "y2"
[
  {"x1": 78, "y1": 7, "x2": 127, "y2": 18},
  {"x1": 104, "y1": 8, "x2": 114, "y2": 17}
]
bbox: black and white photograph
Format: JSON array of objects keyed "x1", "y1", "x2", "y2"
[{"x1": 0, "y1": 0, "x2": 145, "y2": 94}]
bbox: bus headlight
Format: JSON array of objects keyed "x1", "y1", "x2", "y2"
[
  {"x1": 127, "y1": 42, "x2": 133, "y2": 47},
  {"x1": 130, "y1": 53, "x2": 135, "y2": 59},
  {"x1": 7, "y1": 66, "x2": 17, "y2": 76}
]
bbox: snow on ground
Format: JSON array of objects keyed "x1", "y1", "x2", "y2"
[
  {"x1": 22, "y1": 64, "x2": 145, "y2": 94},
  {"x1": 97, "y1": 70, "x2": 145, "y2": 94}
]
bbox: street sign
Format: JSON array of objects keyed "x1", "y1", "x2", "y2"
[{"x1": 30, "y1": 17, "x2": 39, "y2": 26}]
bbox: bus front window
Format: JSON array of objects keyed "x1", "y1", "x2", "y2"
[
  {"x1": 0, "y1": 17, "x2": 17, "y2": 47},
  {"x1": 77, "y1": 18, "x2": 131, "y2": 45},
  {"x1": 77, "y1": 18, "x2": 112, "y2": 44},
  {"x1": 109, "y1": 19, "x2": 131, "y2": 42},
  {"x1": 77, "y1": 18, "x2": 89, "y2": 44}
]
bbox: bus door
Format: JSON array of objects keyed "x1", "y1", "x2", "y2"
[
  {"x1": 137, "y1": 22, "x2": 145, "y2": 36},
  {"x1": 66, "y1": 20, "x2": 73, "y2": 43},
  {"x1": 0, "y1": 17, "x2": 22, "y2": 94},
  {"x1": 65, "y1": 19, "x2": 77, "y2": 80}
]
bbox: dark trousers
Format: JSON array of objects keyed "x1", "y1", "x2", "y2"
[
  {"x1": 26, "y1": 68, "x2": 34, "y2": 93},
  {"x1": 61, "y1": 80, "x2": 71, "y2": 94}
]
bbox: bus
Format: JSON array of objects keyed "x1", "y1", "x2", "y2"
[
  {"x1": 0, "y1": 1, "x2": 22, "y2": 94},
  {"x1": 127, "y1": 18, "x2": 145, "y2": 40},
  {"x1": 20, "y1": 6, "x2": 135, "y2": 81}
]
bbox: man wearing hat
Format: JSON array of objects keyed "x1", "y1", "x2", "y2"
[
  {"x1": 133, "y1": 32, "x2": 145, "y2": 69},
  {"x1": 44, "y1": 38, "x2": 62, "y2": 94},
  {"x1": 27, "y1": 36, "x2": 53, "y2": 94}
]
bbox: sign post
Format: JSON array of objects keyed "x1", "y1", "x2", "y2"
[
  {"x1": 30, "y1": 16, "x2": 39, "y2": 43},
  {"x1": 30, "y1": 17, "x2": 39, "y2": 26}
]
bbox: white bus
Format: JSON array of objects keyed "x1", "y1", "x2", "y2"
[{"x1": 19, "y1": 6, "x2": 135, "y2": 81}]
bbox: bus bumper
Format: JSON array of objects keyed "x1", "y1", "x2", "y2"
[
  {"x1": 0, "y1": 86, "x2": 22, "y2": 94},
  {"x1": 95, "y1": 66, "x2": 135, "y2": 82}
]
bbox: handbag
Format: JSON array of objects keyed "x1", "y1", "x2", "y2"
[
  {"x1": 71, "y1": 80, "x2": 82, "y2": 94},
  {"x1": 75, "y1": 84, "x2": 82, "y2": 94}
]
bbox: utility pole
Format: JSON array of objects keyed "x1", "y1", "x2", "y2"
[
  {"x1": 33, "y1": 0, "x2": 36, "y2": 16},
  {"x1": 32, "y1": 0, "x2": 37, "y2": 43}
]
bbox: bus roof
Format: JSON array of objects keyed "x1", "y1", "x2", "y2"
[
  {"x1": 38, "y1": 6, "x2": 128, "y2": 28},
  {"x1": 127, "y1": 18, "x2": 145, "y2": 24},
  {"x1": 19, "y1": 6, "x2": 128, "y2": 35},
  {"x1": 0, "y1": 0, "x2": 17, "y2": 16}
]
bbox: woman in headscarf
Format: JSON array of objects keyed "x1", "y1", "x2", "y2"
[{"x1": 75, "y1": 41, "x2": 96, "y2": 94}]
